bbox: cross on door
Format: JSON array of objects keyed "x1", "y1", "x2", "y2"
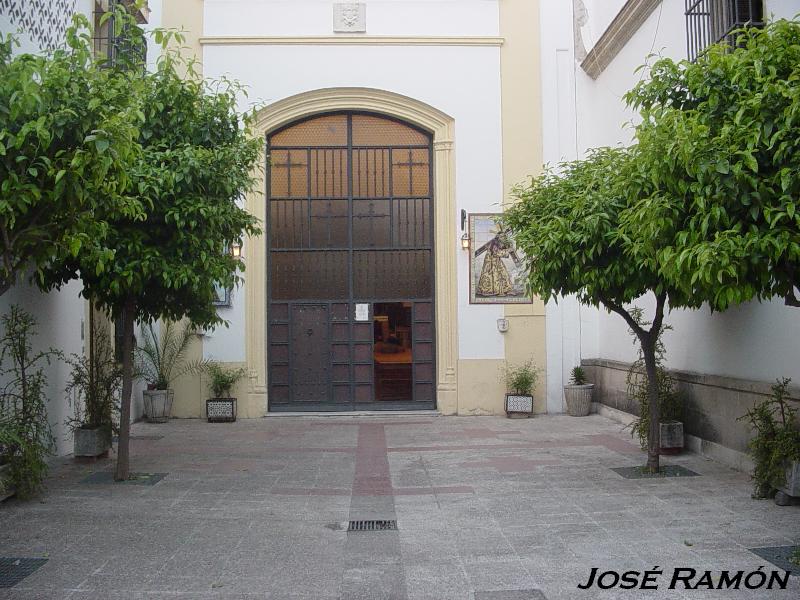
[
  {"x1": 271, "y1": 150, "x2": 307, "y2": 196},
  {"x1": 315, "y1": 200, "x2": 347, "y2": 246},
  {"x1": 393, "y1": 149, "x2": 428, "y2": 196}
]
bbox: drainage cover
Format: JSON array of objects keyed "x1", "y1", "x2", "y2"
[
  {"x1": 0, "y1": 557, "x2": 47, "y2": 588},
  {"x1": 612, "y1": 465, "x2": 699, "y2": 479},
  {"x1": 348, "y1": 520, "x2": 398, "y2": 531},
  {"x1": 748, "y1": 545, "x2": 799, "y2": 575},
  {"x1": 80, "y1": 472, "x2": 167, "y2": 486}
]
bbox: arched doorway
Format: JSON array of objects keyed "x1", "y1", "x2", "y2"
[{"x1": 266, "y1": 112, "x2": 436, "y2": 411}]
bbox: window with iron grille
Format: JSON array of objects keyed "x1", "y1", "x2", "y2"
[
  {"x1": 93, "y1": 0, "x2": 148, "y2": 68},
  {"x1": 685, "y1": 0, "x2": 764, "y2": 60}
]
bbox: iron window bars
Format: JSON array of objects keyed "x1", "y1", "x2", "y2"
[
  {"x1": 93, "y1": 0, "x2": 147, "y2": 69},
  {"x1": 685, "y1": 0, "x2": 764, "y2": 61}
]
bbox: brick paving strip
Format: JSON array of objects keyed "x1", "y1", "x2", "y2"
[
  {"x1": 273, "y1": 420, "x2": 476, "y2": 497},
  {"x1": 272, "y1": 426, "x2": 641, "y2": 496}
]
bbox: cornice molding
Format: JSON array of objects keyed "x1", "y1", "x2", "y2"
[
  {"x1": 580, "y1": 0, "x2": 661, "y2": 80},
  {"x1": 199, "y1": 35, "x2": 504, "y2": 47}
]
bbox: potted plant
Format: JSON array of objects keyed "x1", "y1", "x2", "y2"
[
  {"x1": 204, "y1": 362, "x2": 248, "y2": 422},
  {"x1": 625, "y1": 311, "x2": 684, "y2": 454},
  {"x1": 739, "y1": 378, "x2": 800, "y2": 505},
  {"x1": 64, "y1": 324, "x2": 121, "y2": 458},
  {"x1": 136, "y1": 321, "x2": 204, "y2": 423},
  {"x1": 564, "y1": 366, "x2": 593, "y2": 416},
  {"x1": 502, "y1": 359, "x2": 539, "y2": 417}
]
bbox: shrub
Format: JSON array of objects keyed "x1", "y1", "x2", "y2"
[
  {"x1": 502, "y1": 360, "x2": 539, "y2": 396},
  {"x1": 205, "y1": 362, "x2": 248, "y2": 398},
  {"x1": 0, "y1": 306, "x2": 60, "y2": 498},
  {"x1": 739, "y1": 378, "x2": 800, "y2": 498},
  {"x1": 64, "y1": 323, "x2": 121, "y2": 435}
]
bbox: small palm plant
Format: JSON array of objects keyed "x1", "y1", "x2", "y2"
[
  {"x1": 570, "y1": 366, "x2": 587, "y2": 385},
  {"x1": 136, "y1": 321, "x2": 204, "y2": 390}
]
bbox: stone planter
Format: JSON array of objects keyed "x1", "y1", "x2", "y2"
[
  {"x1": 206, "y1": 398, "x2": 237, "y2": 423},
  {"x1": 0, "y1": 462, "x2": 14, "y2": 502},
  {"x1": 143, "y1": 389, "x2": 174, "y2": 423},
  {"x1": 564, "y1": 384, "x2": 593, "y2": 416},
  {"x1": 505, "y1": 394, "x2": 533, "y2": 417},
  {"x1": 659, "y1": 420, "x2": 684, "y2": 455},
  {"x1": 74, "y1": 427, "x2": 111, "y2": 458},
  {"x1": 775, "y1": 460, "x2": 800, "y2": 506}
]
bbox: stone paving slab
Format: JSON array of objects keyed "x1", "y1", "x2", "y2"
[{"x1": 0, "y1": 414, "x2": 798, "y2": 599}]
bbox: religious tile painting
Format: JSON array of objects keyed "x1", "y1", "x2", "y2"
[{"x1": 469, "y1": 213, "x2": 530, "y2": 304}]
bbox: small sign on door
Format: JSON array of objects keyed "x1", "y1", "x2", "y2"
[{"x1": 354, "y1": 303, "x2": 369, "y2": 322}]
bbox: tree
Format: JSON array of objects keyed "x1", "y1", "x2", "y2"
[
  {"x1": 504, "y1": 147, "x2": 692, "y2": 471},
  {"x1": 0, "y1": 18, "x2": 143, "y2": 296},
  {"x1": 44, "y1": 27, "x2": 262, "y2": 480},
  {"x1": 622, "y1": 20, "x2": 800, "y2": 312}
]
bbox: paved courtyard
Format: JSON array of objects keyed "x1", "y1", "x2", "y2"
[{"x1": 0, "y1": 414, "x2": 798, "y2": 599}]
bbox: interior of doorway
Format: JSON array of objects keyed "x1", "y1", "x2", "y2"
[{"x1": 373, "y1": 302, "x2": 413, "y2": 402}]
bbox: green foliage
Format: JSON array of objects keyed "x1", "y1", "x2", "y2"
[
  {"x1": 503, "y1": 147, "x2": 683, "y2": 470},
  {"x1": 569, "y1": 366, "x2": 587, "y2": 386},
  {"x1": 38, "y1": 12, "x2": 263, "y2": 479},
  {"x1": 623, "y1": 20, "x2": 800, "y2": 310},
  {"x1": 136, "y1": 321, "x2": 204, "y2": 390},
  {"x1": 739, "y1": 378, "x2": 800, "y2": 498},
  {"x1": 64, "y1": 323, "x2": 120, "y2": 434},
  {"x1": 0, "y1": 306, "x2": 59, "y2": 499},
  {"x1": 0, "y1": 17, "x2": 144, "y2": 296},
  {"x1": 624, "y1": 309, "x2": 683, "y2": 450},
  {"x1": 790, "y1": 548, "x2": 800, "y2": 567},
  {"x1": 502, "y1": 359, "x2": 539, "y2": 396},
  {"x1": 205, "y1": 362, "x2": 248, "y2": 398},
  {"x1": 43, "y1": 23, "x2": 262, "y2": 329}
]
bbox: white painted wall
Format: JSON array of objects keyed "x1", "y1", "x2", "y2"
[
  {"x1": 201, "y1": 2, "x2": 508, "y2": 362},
  {"x1": 766, "y1": 0, "x2": 800, "y2": 19},
  {"x1": 204, "y1": 0, "x2": 500, "y2": 37},
  {"x1": 542, "y1": 0, "x2": 800, "y2": 391}
]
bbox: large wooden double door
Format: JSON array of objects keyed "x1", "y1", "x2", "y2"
[{"x1": 266, "y1": 112, "x2": 435, "y2": 411}]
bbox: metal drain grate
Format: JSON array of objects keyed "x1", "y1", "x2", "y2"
[
  {"x1": 748, "y1": 545, "x2": 799, "y2": 575},
  {"x1": 0, "y1": 557, "x2": 47, "y2": 588},
  {"x1": 347, "y1": 520, "x2": 397, "y2": 532},
  {"x1": 80, "y1": 472, "x2": 167, "y2": 486},
  {"x1": 612, "y1": 465, "x2": 699, "y2": 479}
]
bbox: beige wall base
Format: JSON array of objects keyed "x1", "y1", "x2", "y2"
[{"x1": 457, "y1": 359, "x2": 506, "y2": 415}]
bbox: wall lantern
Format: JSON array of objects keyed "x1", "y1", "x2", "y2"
[
  {"x1": 229, "y1": 241, "x2": 242, "y2": 258},
  {"x1": 460, "y1": 209, "x2": 470, "y2": 250}
]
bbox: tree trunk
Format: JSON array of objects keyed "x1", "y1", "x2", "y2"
[
  {"x1": 114, "y1": 298, "x2": 136, "y2": 481},
  {"x1": 641, "y1": 334, "x2": 660, "y2": 473}
]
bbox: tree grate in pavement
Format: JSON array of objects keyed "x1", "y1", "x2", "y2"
[
  {"x1": 80, "y1": 471, "x2": 167, "y2": 486},
  {"x1": 748, "y1": 545, "x2": 799, "y2": 576},
  {"x1": 0, "y1": 558, "x2": 47, "y2": 588},
  {"x1": 612, "y1": 465, "x2": 699, "y2": 479},
  {"x1": 348, "y1": 520, "x2": 398, "y2": 531}
]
